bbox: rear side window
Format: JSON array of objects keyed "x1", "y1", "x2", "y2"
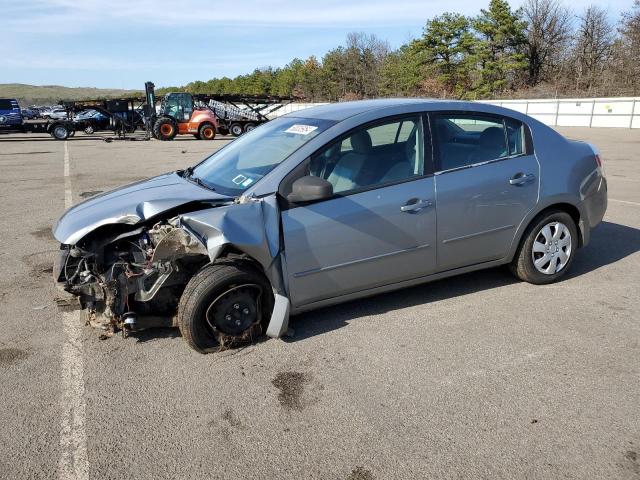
[
  {"x1": 506, "y1": 118, "x2": 525, "y2": 156},
  {"x1": 432, "y1": 113, "x2": 526, "y2": 172}
]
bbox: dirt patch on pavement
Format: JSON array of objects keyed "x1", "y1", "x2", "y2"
[
  {"x1": 30, "y1": 226, "x2": 54, "y2": 240},
  {"x1": 272, "y1": 371, "x2": 309, "y2": 411},
  {"x1": 222, "y1": 408, "x2": 243, "y2": 428},
  {"x1": 79, "y1": 190, "x2": 103, "y2": 198},
  {"x1": 347, "y1": 466, "x2": 374, "y2": 480},
  {"x1": 623, "y1": 450, "x2": 639, "y2": 475},
  {"x1": 31, "y1": 262, "x2": 53, "y2": 279},
  {"x1": 0, "y1": 348, "x2": 28, "y2": 366},
  {"x1": 0, "y1": 151, "x2": 54, "y2": 156},
  {"x1": 208, "y1": 407, "x2": 246, "y2": 442},
  {"x1": 19, "y1": 251, "x2": 56, "y2": 287}
]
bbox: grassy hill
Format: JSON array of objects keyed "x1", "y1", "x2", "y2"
[{"x1": 0, "y1": 84, "x2": 143, "y2": 105}]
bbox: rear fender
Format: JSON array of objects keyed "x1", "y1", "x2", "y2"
[{"x1": 506, "y1": 194, "x2": 588, "y2": 261}]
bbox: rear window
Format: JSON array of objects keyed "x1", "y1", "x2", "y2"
[{"x1": 0, "y1": 100, "x2": 17, "y2": 110}]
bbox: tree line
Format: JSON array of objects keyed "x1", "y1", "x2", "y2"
[{"x1": 177, "y1": 0, "x2": 640, "y2": 100}]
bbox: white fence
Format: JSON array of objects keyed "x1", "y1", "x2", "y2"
[
  {"x1": 271, "y1": 98, "x2": 640, "y2": 128},
  {"x1": 472, "y1": 97, "x2": 639, "y2": 129}
]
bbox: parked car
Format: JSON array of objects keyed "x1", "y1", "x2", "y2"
[
  {"x1": 42, "y1": 108, "x2": 68, "y2": 120},
  {"x1": 74, "y1": 109, "x2": 111, "y2": 134},
  {"x1": 21, "y1": 107, "x2": 38, "y2": 120},
  {"x1": 112, "y1": 110, "x2": 144, "y2": 132},
  {"x1": 52, "y1": 99, "x2": 608, "y2": 352},
  {"x1": 0, "y1": 98, "x2": 23, "y2": 129},
  {"x1": 73, "y1": 109, "x2": 95, "y2": 120}
]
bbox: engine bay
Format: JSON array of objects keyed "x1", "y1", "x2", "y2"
[{"x1": 55, "y1": 218, "x2": 209, "y2": 337}]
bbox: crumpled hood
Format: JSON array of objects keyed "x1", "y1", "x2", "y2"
[{"x1": 53, "y1": 172, "x2": 230, "y2": 245}]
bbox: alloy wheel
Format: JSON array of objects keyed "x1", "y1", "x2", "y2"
[{"x1": 531, "y1": 221, "x2": 572, "y2": 274}]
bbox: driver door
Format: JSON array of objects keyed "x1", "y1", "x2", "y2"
[{"x1": 280, "y1": 114, "x2": 438, "y2": 308}]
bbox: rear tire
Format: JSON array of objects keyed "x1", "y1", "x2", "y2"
[
  {"x1": 153, "y1": 117, "x2": 178, "y2": 141},
  {"x1": 177, "y1": 262, "x2": 274, "y2": 353},
  {"x1": 84, "y1": 124, "x2": 95, "y2": 134},
  {"x1": 243, "y1": 122, "x2": 256, "y2": 133},
  {"x1": 230, "y1": 123, "x2": 243, "y2": 137},
  {"x1": 198, "y1": 122, "x2": 216, "y2": 140},
  {"x1": 510, "y1": 210, "x2": 578, "y2": 284}
]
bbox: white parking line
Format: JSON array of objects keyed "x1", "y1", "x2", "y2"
[
  {"x1": 609, "y1": 198, "x2": 640, "y2": 207},
  {"x1": 59, "y1": 141, "x2": 89, "y2": 480}
]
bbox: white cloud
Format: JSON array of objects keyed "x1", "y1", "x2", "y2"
[
  {"x1": 1, "y1": 0, "x2": 631, "y2": 88},
  {"x1": 2, "y1": 51, "x2": 276, "y2": 71},
  {"x1": 2, "y1": 0, "x2": 630, "y2": 36},
  {"x1": 1, "y1": 0, "x2": 477, "y2": 34}
]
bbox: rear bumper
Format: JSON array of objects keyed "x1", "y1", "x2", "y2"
[{"x1": 580, "y1": 175, "x2": 608, "y2": 247}]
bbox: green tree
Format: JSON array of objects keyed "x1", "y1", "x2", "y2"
[
  {"x1": 272, "y1": 58, "x2": 305, "y2": 96},
  {"x1": 418, "y1": 12, "x2": 476, "y2": 97},
  {"x1": 379, "y1": 41, "x2": 425, "y2": 96},
  {"x1": 299, "y1": 56, "x2": 324, "y2": 101},
  {"x1": 472, "y1": 0, "x2": 528, "y2": 97}
]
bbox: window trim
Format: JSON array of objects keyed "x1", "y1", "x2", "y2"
[
  {"x1": 428, "y1": 111, "x2": 533, "y2": 175},
  {"x1": 278, "y1": 112, "x2": 434, "y2": 209}
]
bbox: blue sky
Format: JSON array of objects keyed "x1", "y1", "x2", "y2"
[{"x1": 0, "y1": 0, "x2": 632, "y2": 89}]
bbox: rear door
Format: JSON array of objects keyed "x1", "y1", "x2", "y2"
[
  {"x1": 280, "y1": 114, "x2": 438, "y2": 307},
  {"x1": 431, "y1": 113, "x2": 539, "y2": 271}
]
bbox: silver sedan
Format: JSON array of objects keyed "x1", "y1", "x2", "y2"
[{"x1": 53, "y1": 99, "x2": 608, "y2": 352}]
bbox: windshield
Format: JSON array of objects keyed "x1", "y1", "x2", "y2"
[
  {"x1": 191, "y1": 116, "x2": 334, "y2": 196},
  {"x1": 0, "y1": 100, "x2": 16, "y2": 111}
]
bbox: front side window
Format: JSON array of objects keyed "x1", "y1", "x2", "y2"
[
  {"x1": 308, "y1": 115, "x2": 425, "y2": 195},
  {"x1": 433, "y1": 114, "x2": 520, "y2": 171},
  {"x1": 192, "y1": 116, "x2": 335, "y2": 196}
]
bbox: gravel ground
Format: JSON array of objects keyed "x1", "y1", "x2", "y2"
[{"x1": 0, "y1": 126, "x2": 638, "y2": 480}]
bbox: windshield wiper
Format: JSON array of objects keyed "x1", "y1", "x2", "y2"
[{"x1": 182, "y1": 167, "x2": 215, "y2": 191}]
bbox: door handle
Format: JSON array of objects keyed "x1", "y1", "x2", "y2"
[
  {"x1": 401, "y1": 198, "x2": 433, "y2": 212},
  {"x1": 509, "y1": 173, "x2": 536, "y2": 186}
]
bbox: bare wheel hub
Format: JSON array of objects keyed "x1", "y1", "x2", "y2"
[
  {"x1": 531, "y1": 221, "x2": 572, "y2": 275},
  {"x1": 205, "y1": 284, "x2": 261, "y2": 336}
]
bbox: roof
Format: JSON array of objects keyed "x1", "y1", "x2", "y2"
[{"x1": 284, "y1": 98, "x2": 450, "y2": 121}]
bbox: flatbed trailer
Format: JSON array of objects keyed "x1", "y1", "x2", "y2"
[
  {"x1": 198, "y1": 94, "x2": 295, "y2": 136},
  {"x1": 145, "y1": 81, "x2": 297, "y2": 140},
  {"x1": 2, "y1": 82, "x2": 297, "y2": 141},
  {"x1": 1, "y1": 97, "x2": 147, "y2": 140},
  {"x1": 0, "y1": 118, "x2": 79, "y2": 139},
  {"x1": 61, "y1": 98, "x2": 146, "y2": 139}
]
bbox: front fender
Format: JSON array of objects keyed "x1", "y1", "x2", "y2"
[{"x1": 178, "y1": 195, "x2": 291, "y2": 338}]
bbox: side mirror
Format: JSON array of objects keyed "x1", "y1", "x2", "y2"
[{"x1": 287, "y1": 176, "x2": 333, "y2": 203}]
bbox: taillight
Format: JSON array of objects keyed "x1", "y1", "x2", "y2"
[{"x1": 594, "y1": 154, "x2": 603, "y2": 168}]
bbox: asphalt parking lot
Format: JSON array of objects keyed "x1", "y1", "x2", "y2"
[{"x1": 0, "y1": 127, "x2": 638, "y2": 480}]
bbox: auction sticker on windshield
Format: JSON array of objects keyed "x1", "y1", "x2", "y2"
[{"x1": 285, "y1": 124, "x2": 318, "y2": 135}]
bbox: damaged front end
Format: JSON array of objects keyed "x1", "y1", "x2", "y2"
[
  {"x1": 54, "y1": 217, "x2": 210, "y2": 336},
  {"x1": 52, "y1": 172, "x2": 291, "y2": 342}
]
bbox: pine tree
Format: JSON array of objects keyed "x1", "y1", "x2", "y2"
[
  {"x1": 418, "y1": 12, "x2": 475, "y2": 97},
  {"x1": 472, "y1": 0, "x2": 528, "y2": 96}
]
